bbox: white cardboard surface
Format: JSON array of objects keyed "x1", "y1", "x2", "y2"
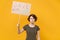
[{"x1": 11, "y1": 1, "x2": 31, "y2": 15}]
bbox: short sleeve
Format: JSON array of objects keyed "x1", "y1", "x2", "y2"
[
  {"x1": 36, "y1": 26, "x2": 40, "y2": 31},
  {"x1": 23, "y1": 25, "x2": 27, "y2": 30}
]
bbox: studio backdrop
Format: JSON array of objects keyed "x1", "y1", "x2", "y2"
[{"x1": 0, "y1": 0, "x2": 60, "y2": 40}]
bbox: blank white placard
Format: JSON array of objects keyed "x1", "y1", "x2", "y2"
[{"x1": 11, "y1": 1, "x2": 31, "y2": 16}]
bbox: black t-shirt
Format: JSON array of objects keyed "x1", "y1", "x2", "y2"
[{"x1": 23, "y1": 24, "x2": 40, "y2": 40}]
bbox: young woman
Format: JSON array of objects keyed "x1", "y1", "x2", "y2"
[{"x1": 17, "y1": 14, "x2": 40, "y2": 40}]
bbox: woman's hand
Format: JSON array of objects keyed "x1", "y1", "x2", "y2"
[
  {"x1": 17, "y1": 24, "x2": 20, "y2": 27},
  {"x1": 17, "y1": 24, "x2": 24, "y2": 34},
  {"x1": 17, "y1": 24, "x2": 20, "y2": 34}
]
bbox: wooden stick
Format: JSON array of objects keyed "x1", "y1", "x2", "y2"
[{"x1": 18, "y1": 15, "x2": 20, "y2": 24}]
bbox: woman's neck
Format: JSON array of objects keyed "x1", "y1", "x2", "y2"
[
  {"x1": 30, "y1": 23, "x2": 34, "y2": 25},
  {"x1": 29, "y1": 23, "x2": 35, "y2": 27}
]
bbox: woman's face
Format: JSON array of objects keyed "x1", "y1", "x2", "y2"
[{"x1": 29, "y1": 16, "x2": 35, "y2": 23}]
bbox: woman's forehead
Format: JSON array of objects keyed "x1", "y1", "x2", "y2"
[{"x1": 30, "y1": 16, "x2": 34, "y2": 18}]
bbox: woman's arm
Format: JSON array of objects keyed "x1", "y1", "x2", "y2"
[
  {"x1": 17, "y1": 24, "x2": 24, "y2": 34},
  {"x1": 37, "y1": 31, "x2": 40, "y2": 40}
]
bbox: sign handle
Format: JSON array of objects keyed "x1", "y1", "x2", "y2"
[
  {"x1": 18, "y1": 15, "x2": 20, "y2": 24},
  {"x1": 17, "y1": 15, "x2": 20, "y2": 27}
]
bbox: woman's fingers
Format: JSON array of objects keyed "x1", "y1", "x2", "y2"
[{"x1": 17, "y1": 24, "x2": 20, "y2": 27}]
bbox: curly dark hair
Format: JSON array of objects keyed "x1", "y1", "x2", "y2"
[{"x1": 28, "y1": 14, "x2": 37, "y2": 22}]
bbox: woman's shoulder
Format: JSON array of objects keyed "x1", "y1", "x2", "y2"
[
  {"x1": 23, "y1": 24, "x2": 28, "y2": 30},
  {"x1": 35, "y1": 25, "x2": 39, "y2": 27},
  {"x1": 35, "y1": 25, "x2": 40, "y2": 30}
]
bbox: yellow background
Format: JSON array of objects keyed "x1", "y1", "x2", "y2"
[{"x1": 0, "y1": 0, "x2": 60, "y2": 40}]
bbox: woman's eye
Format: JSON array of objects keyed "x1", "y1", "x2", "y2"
[{"x1": 30, "y1": 18, "x2": 33, "y2": 19}]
